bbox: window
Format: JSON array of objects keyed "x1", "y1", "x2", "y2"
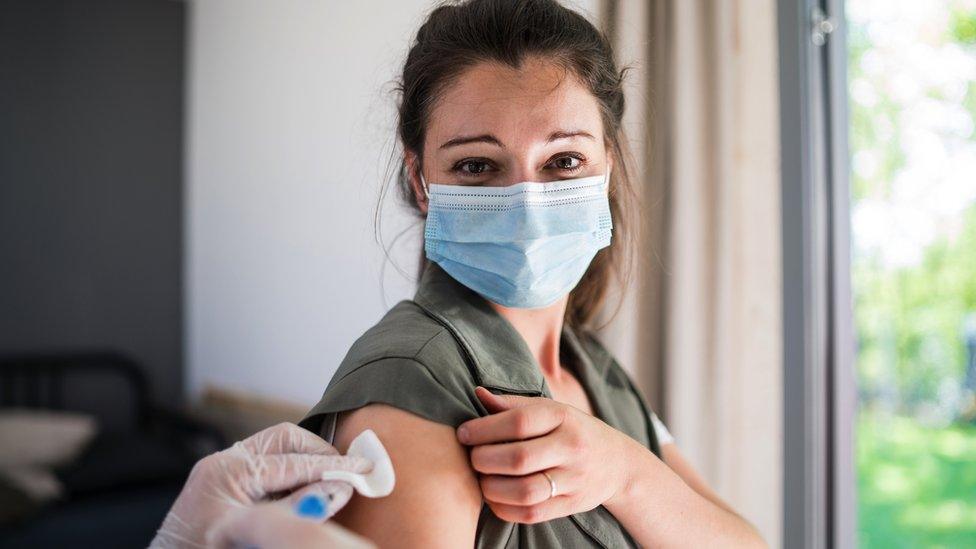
[
  {"x1": 776, "y1": 0, "x2": 975, "y2": 546},
  {"x1": 848, "y1": 1, "x2": 976, "y2": 546}
]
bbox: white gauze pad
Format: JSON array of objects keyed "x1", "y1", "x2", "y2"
[{"x1": 320, "y1": 429, "x2": 395, "y2": 498}]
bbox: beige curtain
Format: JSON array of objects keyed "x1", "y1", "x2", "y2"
[{"x1": 595, "y1": 0, "x2": 783, "y2": 546}]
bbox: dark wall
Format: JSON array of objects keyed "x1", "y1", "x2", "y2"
[{"x1": 0, "y1": 0, "x2": 185, "y2": 404}]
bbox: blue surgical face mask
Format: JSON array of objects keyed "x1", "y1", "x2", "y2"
[{"x1": 420, "y1": 168, "x2": 613, "y2": 309}]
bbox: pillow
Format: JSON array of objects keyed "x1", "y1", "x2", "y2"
[
  {"x1": 0, "y1": 409, "x2": 98, "y2": 469},
  {"x1": 0, "y1": 465, "x2": 63, "y2": 503}
]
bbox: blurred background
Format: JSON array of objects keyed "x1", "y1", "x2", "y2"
[
  {"x1": 0, "y1": 0, "x2": 972, "y2": 548},
  {"x1": 848, "y1": 1, "x2": 976, "y2": 546}
]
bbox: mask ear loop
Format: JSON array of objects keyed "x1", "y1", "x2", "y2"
[{"x1": 419, "y1": 171, "x2": 430, "y2": 201}]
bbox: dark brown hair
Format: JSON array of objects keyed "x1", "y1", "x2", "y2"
[{"x1": 379, "y1": 0, "x2": 640, "y2": 331}]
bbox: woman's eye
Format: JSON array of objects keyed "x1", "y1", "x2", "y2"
[
  {"x1": 451, "y1": 154, "x2": 585, "y2": 178},
  {"x1": 548, "y1": 155, "x2": 584, "y2": 171},
  {"x1": 454, "y1": 160, "x2": 492, "y2": 175}
]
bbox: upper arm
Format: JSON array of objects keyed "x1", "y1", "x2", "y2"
[
  {"x1": 326, "y1": 403, "x2": 483, "y2": 548},
  {"x1": 649, "y1": 412, "x2": 738, "y2": 516},
  {"x1": 660, "y1": 443, "x2": 740, "y2": 517}
]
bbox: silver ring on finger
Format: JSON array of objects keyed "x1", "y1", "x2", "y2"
[{"x1": 541, "y1": 470, "x2": 557, "y2": 500}]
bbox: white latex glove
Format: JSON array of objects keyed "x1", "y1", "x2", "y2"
[
  {"x1": 207, "y1": 499, "x2": 377, "y2": 549},
  {"x1": 149, "y1": 422, "x2": 373, "y2": 548}
]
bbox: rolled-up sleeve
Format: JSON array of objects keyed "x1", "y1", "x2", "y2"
[{"x1": 298, "y1": 357, "x2": 478, "y2": 443}]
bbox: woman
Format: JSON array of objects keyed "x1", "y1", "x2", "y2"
[{"x1": 299, "y1": 0, "x2": 767, "y2": 547}]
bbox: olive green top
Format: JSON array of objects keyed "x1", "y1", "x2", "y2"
[{"x1": 299, "y1": 260, "x2": 661, "y2": 549}]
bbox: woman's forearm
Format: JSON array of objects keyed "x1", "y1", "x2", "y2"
[{"x1": 603, "y1": 437, "x2": 767, "y2": 548}]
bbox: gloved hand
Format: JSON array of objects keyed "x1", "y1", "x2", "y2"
[
  {"x1": 149, "y1": 421, "x2": 373, "y2": 548},
  {"x1": 207, "y1": 498, "x2": 377, "y2": 549}
]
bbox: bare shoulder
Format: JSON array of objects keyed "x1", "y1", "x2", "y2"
[{"x1": 328, "y1": 403, "x2": 483, "y2": 548}]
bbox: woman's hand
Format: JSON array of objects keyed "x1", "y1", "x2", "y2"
[
  {"x1": 150, "y1": 422, "x2": 373, "y2": 548},
  {"x1": 458, "y1": 388, "x2": 769, "y2": 547},
  {"x1": 455, "y1": 386, "x2": 641, "y2": 524}
]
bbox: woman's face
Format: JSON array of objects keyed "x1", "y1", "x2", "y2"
[{"x1": 408, "y1": 56, "x2": 612, "y2": 213}]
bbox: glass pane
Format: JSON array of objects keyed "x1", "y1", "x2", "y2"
[{"x1": 848, "y1": 1, "x2": 976, "y2": 547}]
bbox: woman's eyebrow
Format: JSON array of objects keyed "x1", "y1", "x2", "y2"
[
  {"x1": 546, "y1": 129, "x2": 596, "y2": 143},
  {"x1": 439, "y1": 134, "x2": 503, "y2": 150},
  {"x1": 438, "y1": 129, "x2": 596, "y2": 150}
]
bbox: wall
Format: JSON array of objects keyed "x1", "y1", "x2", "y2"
[{"x1": 0, "y1": 0, "x2": 185, "y2": 404}]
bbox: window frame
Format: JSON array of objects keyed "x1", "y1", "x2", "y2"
[{"x1": 778, "y1": 0, "x2": 856, "y2": 547}]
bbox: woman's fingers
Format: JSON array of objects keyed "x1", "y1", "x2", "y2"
[
  {"x1": 485, "y1": 492, "x2": 580, "y2": 525},
  {"x1": 479, "y1": 468, "x2": 578, "y2": 506},
  {"x1": 469, "y1": 433, "x2": 566, "y2": 475},
  {"x1": 240, "y1": 421, "x2": 340, "y2": 456},
  {"x1": 458, "y1": 403, "x2": 565, "y2": 445}
]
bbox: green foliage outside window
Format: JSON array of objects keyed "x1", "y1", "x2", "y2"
[{"x1": 849, "y1": 1, "x2": 976, "y2": 546}]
